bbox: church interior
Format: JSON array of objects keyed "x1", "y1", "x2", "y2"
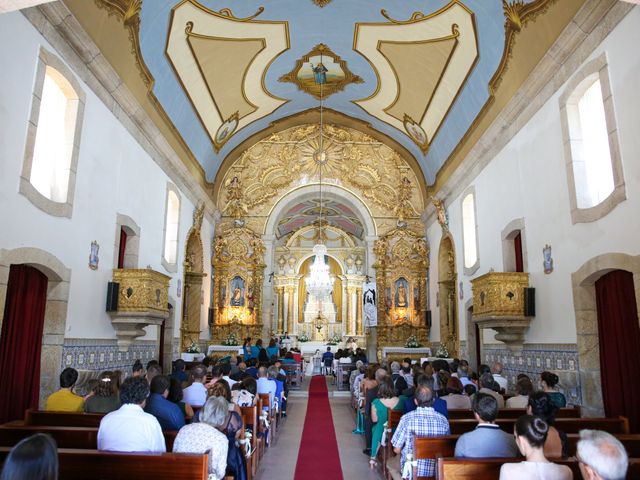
[{"x1": 0, "y1": 0, "x2": 639, "y2": 478}]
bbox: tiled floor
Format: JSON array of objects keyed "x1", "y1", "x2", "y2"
[{"x1": 255, "y1": 376, "x2": 383, "y2": 480}]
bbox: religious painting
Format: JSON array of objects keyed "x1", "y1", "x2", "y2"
[
  {"x1": 213, "y1": 112, "x2": 239, "y2": 151},
  {"x1": 395, "y1": 277, "x2": 409, "y2": 308},
  {"x1": 229, "y1": 276, "x2": 245, "y2": 307},
  {"x1": 403, "y1": 114, "x2": 429, "y2": 153},
  {"x1": 88, "y1": 240, "x2": 99, "y2": 270},
  {"x1": 363, "y1": 281, "x2": 377, "y2": 327},
  {"x1": 279, "y1": 43, "x2": 363, "y2": 100}
]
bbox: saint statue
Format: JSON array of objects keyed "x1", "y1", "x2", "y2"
[{"x1": 397, "y1": 283, "x2": 407, "y2": 307}]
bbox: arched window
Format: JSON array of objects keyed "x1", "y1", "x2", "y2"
[
  {"x1": 162, "y1": 186, "x2": 181, "y2": 270},
  {"x1": 560, "y1": 53, "x2": 625, "y2": 224},
  {"x1": 20, "y1": 49, "x2": 85, "y2": 218},
  {"x1": 461, "y1": 189, "x2": 479, "y2": 274}
]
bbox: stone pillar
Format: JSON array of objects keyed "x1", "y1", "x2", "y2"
[
  {"x1": 347, "y1": 287, "x2": 355, "y2": 336},
  {"x1": 286, "y1": 286, "x2": 295, "y2": 334},
  {"x1": 356, "y1": 286, "x2": 363, "y2": 335},
  {"x1": 277, "y1": 287, "x2": 285, "y2": 334}
]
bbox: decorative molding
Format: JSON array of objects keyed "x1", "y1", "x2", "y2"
[{"x1": 427, "y1": 0, "x2": 631, "y2": 214}]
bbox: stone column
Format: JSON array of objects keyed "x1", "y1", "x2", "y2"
[
  {"x1": 277, "y1": 287, "x2": 285, "y2": 334},
  {"x1": 356, "y1": 286, "x2": 363, "y2": 335},
  {"x1": 286, "y1": 286, "x2": 295, "y2": 334},
  {"x1": 347, "y1": 287, "x2": 355, "y2": 336}
]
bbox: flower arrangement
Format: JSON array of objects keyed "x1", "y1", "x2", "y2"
[
  {"x1": 298, "y1": 331, "x2": 310, "y2": 342},
  {"x1": 222, "y1": 332, "x2": 239, "y2": 346},
  {"x1": 326, "y1": 333, "x2": 342, "y2": 346},
  {"x1": 404, "y1": 335, "x2": 422, "y2": 348},
  {"x1": 405, "y1": 335, "x2": 421, "y2": 348},
  {"x1": 186, "y1": 341, "x2": 200, "y2": 354},
  {"x1": 435, "y1": 344, "x2": 449, "y2": 358}
]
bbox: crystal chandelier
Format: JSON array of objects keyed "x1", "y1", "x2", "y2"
[{"x1": 304, "y1": 56, "x2": 334, "y2": 300}]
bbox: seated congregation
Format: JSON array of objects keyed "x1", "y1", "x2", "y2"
[
  {"x1": 352, "y1": 358, "x2": 633, "y2": 480},
  {"x1": 0, "y1": 341, "x2": 299, "y2": 480}
]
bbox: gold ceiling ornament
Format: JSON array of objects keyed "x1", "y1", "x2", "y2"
[
  {"x1": 217, "y1": 124, "x2": 424, "y2": 222},
  {"x1": 431, "y1": 195, "x2": 449, "y2": 232},
  {"x1": 403, "y1": 114, "x2": 429, "y2": 154},
  {"x1": 490, "y1": 0, "x2": 558, "y2": 94},
  {"x1": 216, "y1": 6, "x2": 265, "y2": 22},
  {"x1": 394, "y1": 176, "x2": 419, "y2": 223},
  {"x1": 379, "y1": 8, "x2": 428, "y2": 25},
  {"x1": 279, "y1": 43, "x2": 363, "y2": 100},
  {"x1": 94, "y1": 0, "x2": 153, "y2": 87},
  {"x1": 312, "y1": 0, "x2": 332, "y2": 6}
]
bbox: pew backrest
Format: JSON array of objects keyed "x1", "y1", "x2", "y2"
[
  {"x1": 24, "y1": 409, "x2": 104, "y2": 428},
  {"x1": 448, "y1": 417, "x2": 629, "y2": 435},
  {"x1": 436, "y1": 457, "x2": 582, "y2": 480},
  {"x1": 0, "y1": 447, "x2": 208, "y2": 480},
  {"x1": 0, "y1": 425, "x2": 177, "y2": 451},
  {"x1": 240, "y1": 405, "x2": 258, "y2": 453},
  {"x1": 446, "y1": 406, "x2": 580, "y2": 420},
  {"x1": 566, "y1": 433, "x2": 640, "y2": 457}
]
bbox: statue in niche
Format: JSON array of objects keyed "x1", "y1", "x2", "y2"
[
  {"x1": 230, "y1": 276, "x2": 245, "y2": 307},
  {"x1": 395, "y1": 278, "x2": 409, "y2": 308}
]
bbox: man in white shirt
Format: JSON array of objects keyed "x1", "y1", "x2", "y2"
[
  {"x1": 97, "y1": 376, "x2": 165, "y2": 453},
  {"x1": 256, "y1": 366, "x2": 277, "y2": 409},
  {"x1": 183, "y1": 364, "x2": 207, "y2": 407},
  {"x1": 220, "y1": 363, "x2": 237, "y2": 388},
  {"x1": 491, "y1": 362, "x2": 508, "y2": 392}
]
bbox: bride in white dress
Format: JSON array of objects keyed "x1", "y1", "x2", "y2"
[{"x1": 305, "y1": 349, "x2": 322, "y2": 377}]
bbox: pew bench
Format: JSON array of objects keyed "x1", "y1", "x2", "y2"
[
  {"x1": 0, "y1": 425, "x2": 177, "y2": 451},
  {"x1": 446, "y1": 406, "x2": 581, "y2": 420},
  {"x1": 24, "y1": 409, "x2": 104, "y2": 428},
  {"x1": 448, "y1": 416, "x2": 629, "y2": 435},
  {"x1": 0, "y1": 447, "x2": 208, "y2": 480}
]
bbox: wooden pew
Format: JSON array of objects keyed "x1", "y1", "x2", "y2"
[
  {"x1": 24, "y1": 409, "x2": 104, "y2": 428},
  {"x1": 412, "y1": 436, "x2": 457, "y2": 480},
  {"x1": 565, "y1": 433, "x2": 640, "y2": 457},
  {"x1": 448, "y1": 417, "x2": 629, "y2": 435},
  {"x1": 0, "y1": 425, "x2": 178, "y2": 451},
  {"x1": 435, "y1": 457, "x2": 582, "y2": 480},
  {"x1": 239, "y1": 405, "x2": 260, "y2": 478},
  {"x1": 446, "y1": 406, "x2": 581, "y2": 420},
  {"x1": 380, "y1": 409, "x2": 404, "y2": 474},
  {"x1": 0, "y1": 447, "x2": 208, "y2": 480},
  {"x1": 258, "y1": 393, "x2": 275, "y2": 436}
]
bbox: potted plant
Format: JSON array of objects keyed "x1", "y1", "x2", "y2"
[{"x1": 405, "y1": 335, "x2": 422, "y2": 348}]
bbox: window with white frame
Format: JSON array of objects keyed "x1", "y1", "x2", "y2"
[
  {"x1": 163, "y1": 187, "x2": 180, "y2": 267},
  {"x1": 560, "y1": 53, "x2": 625, "y2": 224},
  {"x1": 20, "y1": 49, "x2": 85, "y2": 218},
  {"x1": 461, "y1": 191, "x2": 479, "y2": 273}
]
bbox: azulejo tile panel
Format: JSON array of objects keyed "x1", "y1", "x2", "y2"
[
  {"x1": 482, "y1": 343, "x2": 582, "y2": 405},
  {"x1": 62, "y1": 338, "x2": 158, "y2": 373}
]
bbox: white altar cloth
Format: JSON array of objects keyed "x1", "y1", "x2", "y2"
[
  {"x1": 207, "y1": 345, "x2": 243, "y2": 356},
  {"x1": 382, "y1": 346, "x2": 432, "y2": 357}
]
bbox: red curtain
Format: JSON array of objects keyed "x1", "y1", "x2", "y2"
[
  {"x1": 117, "y1": 228, "x2": 127, "y2": 269},
  {"x1": 0, "y1": 265, "x2": 48, "y2": 423},
  {"x1": 514, "y1": 232, "x2": 523, "y2": 272},
  {"x1": 595, "y1": 270, "x2": 640, "y2": 433}
]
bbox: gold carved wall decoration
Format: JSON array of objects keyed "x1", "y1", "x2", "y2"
[
  {"x1": 312, "y1": 0, "x2": 332, "y2": 7},
  {"x1": 222, "y1": 176, "x2": 249, "y2": 221},
  {"x1": 94, "y1": 0, "x2": 153, "y2": 87},
  {"x1": 373, "y1": 228, "x2": 430, "y2": 346},
  {"x1": 489, "y1": 0, "x2": 558, "y2": 94},
  {"x1": 394, "y1": 176, "x2": 419, "y2": 223},
  {"x1": 211, "y1": 226, "x2": 266, "y2": 342},
  {"x1": 279, "y1": 43, "x2": 363, "y2": 100},
  {"x1": 217, "y1": 124, "x2": 424, "y2": 232},
  {"x1": 431, "y1": 196, "x2": 449, "y2": 232}
]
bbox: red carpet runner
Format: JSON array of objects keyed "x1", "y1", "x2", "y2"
[{"x1": 293, "y1": 376, "x2": 344, "y2": 480}]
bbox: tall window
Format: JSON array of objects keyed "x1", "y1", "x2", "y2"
[
  {"x1": 572, "y1": 79, "x2": 614, "y2": 208},
  {"x1": 163, "y1": 188, "x2": 180, "y2": 268},
  {"x1": 461, "y1": 191, "x2": 478, "y2": 273},
  {"x1": 560, "y1": 54, "x2": 625, "y2": 224},
  {"x1": 30, "y1": 67, "x2": 79, "y2": 202},
  {"x1": 20, "y1": 49, "x2": 85, "y2": 218}
]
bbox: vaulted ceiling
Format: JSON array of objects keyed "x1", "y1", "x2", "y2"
[{"x1": 64, "y1": 0, "x2": 586, "y2": 189}]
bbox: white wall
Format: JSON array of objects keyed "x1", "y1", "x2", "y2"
[
  {"x1": 0, "y1": 12, "x2": 214, "y2": 341},
  {"x1": 429, "y1": 8, "x2": 640, "y2": 345}
]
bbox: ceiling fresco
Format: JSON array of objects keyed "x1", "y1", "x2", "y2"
[
  {"x1": 136, "y1": 0, "x2": 532, "y2": 184},
  {"x1": 70, "y1": 0, "x2": 581, "y2": 188},
  {"x1": 276, "y1": 199, "x2": 364, "y2": 240}
]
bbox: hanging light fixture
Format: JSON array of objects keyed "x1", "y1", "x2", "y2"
[{"x1": 305, "y1": 53, "x2": 334, "y2": 300}]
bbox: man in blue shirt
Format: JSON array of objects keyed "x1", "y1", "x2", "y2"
[
  {"x1": 322, "y1": 347, "x2": 334, "y2": 375},
  {"x1": 144, "y1": 375, "x2": 185, "y2": 431},
  {"x1": 404, "y1": 373, "x2": 448, "y2": 419}
]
